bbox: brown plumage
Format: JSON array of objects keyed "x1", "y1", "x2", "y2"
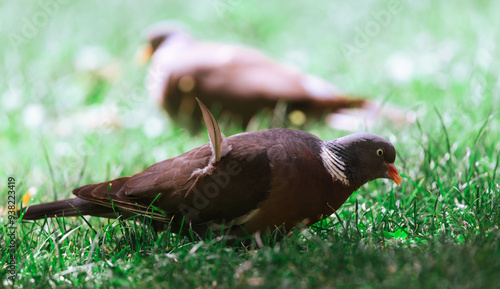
[
  {"x1": 18, "y1": 100, "x2": 402, "y2": 241},
  {"x1": 144, "y1": 24, "x2": 368, "y2": 130}
]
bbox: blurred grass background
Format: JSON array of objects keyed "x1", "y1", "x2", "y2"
[{"x1": 1, "y1": 0, "x2": 500, "y2": 288}]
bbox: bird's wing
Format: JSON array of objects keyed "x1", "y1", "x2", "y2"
[
  {"x1": 184, "y1": 44, "x2": 361, "y2": 104},
  {"x1": 72, "y1": 137, "x2": 272, "y2": 226}
]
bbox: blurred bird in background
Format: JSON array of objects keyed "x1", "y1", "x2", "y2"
[{"x1": 139, "y1": 22, "x2": 397, "y2": 132}]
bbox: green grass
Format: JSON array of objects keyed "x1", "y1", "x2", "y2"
[{"x1": 1, "y1": 0, "x2": 500, "y2": 288}]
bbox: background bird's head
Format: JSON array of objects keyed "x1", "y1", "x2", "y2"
[
  {"x1": 324, "y1": 132, "x2": 402, "y2": 188},
  {"x1": 148, "y1": 27, "x2": 192, "y2": 52},
  {"x1": 137, "y1": 21, "x2": 193, "y2": 63}
]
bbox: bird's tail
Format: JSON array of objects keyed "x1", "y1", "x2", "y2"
[
  {"x1": 17, "y1": 198, "x2": 115, "y2": 220},
  {"x1": 307, "y1": 96, "x2": 367, "y2": 110}
]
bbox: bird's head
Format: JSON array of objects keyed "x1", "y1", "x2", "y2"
[
  {"x1": 322, "y1": 132, "x2": 402, "y2": 188},
  {"x1": 137, "y1": 21, "x2": 193, "y2": 64}
]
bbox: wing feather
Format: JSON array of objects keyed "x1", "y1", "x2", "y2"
[{"x1": 196, "y1": 97, "x2": 223, "y2": 161}]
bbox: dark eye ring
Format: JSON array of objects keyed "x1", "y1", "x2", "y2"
[{"x1": 376, "y1": 149, "x2": 384, "y2": 156}]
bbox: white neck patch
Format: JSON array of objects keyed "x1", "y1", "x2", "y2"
[{"x1": 320, "y1": 145, "x2": 349, "y2": 186}]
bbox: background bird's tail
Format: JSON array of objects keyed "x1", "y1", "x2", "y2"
[{"x1": 17, "y1": 198, "x2": 115, "y2": 220}]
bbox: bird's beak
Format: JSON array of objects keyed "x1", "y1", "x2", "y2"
[
  {"x1": 385, "y1": 163, "x2": 402, "y2": 186},
  {"x1": 135, "y1": 44, "x2": 153, "y2": 65}
]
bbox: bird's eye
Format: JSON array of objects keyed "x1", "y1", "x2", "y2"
[{"x1": 376, "y1": 149, "x2": 384, "y2": 156}]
